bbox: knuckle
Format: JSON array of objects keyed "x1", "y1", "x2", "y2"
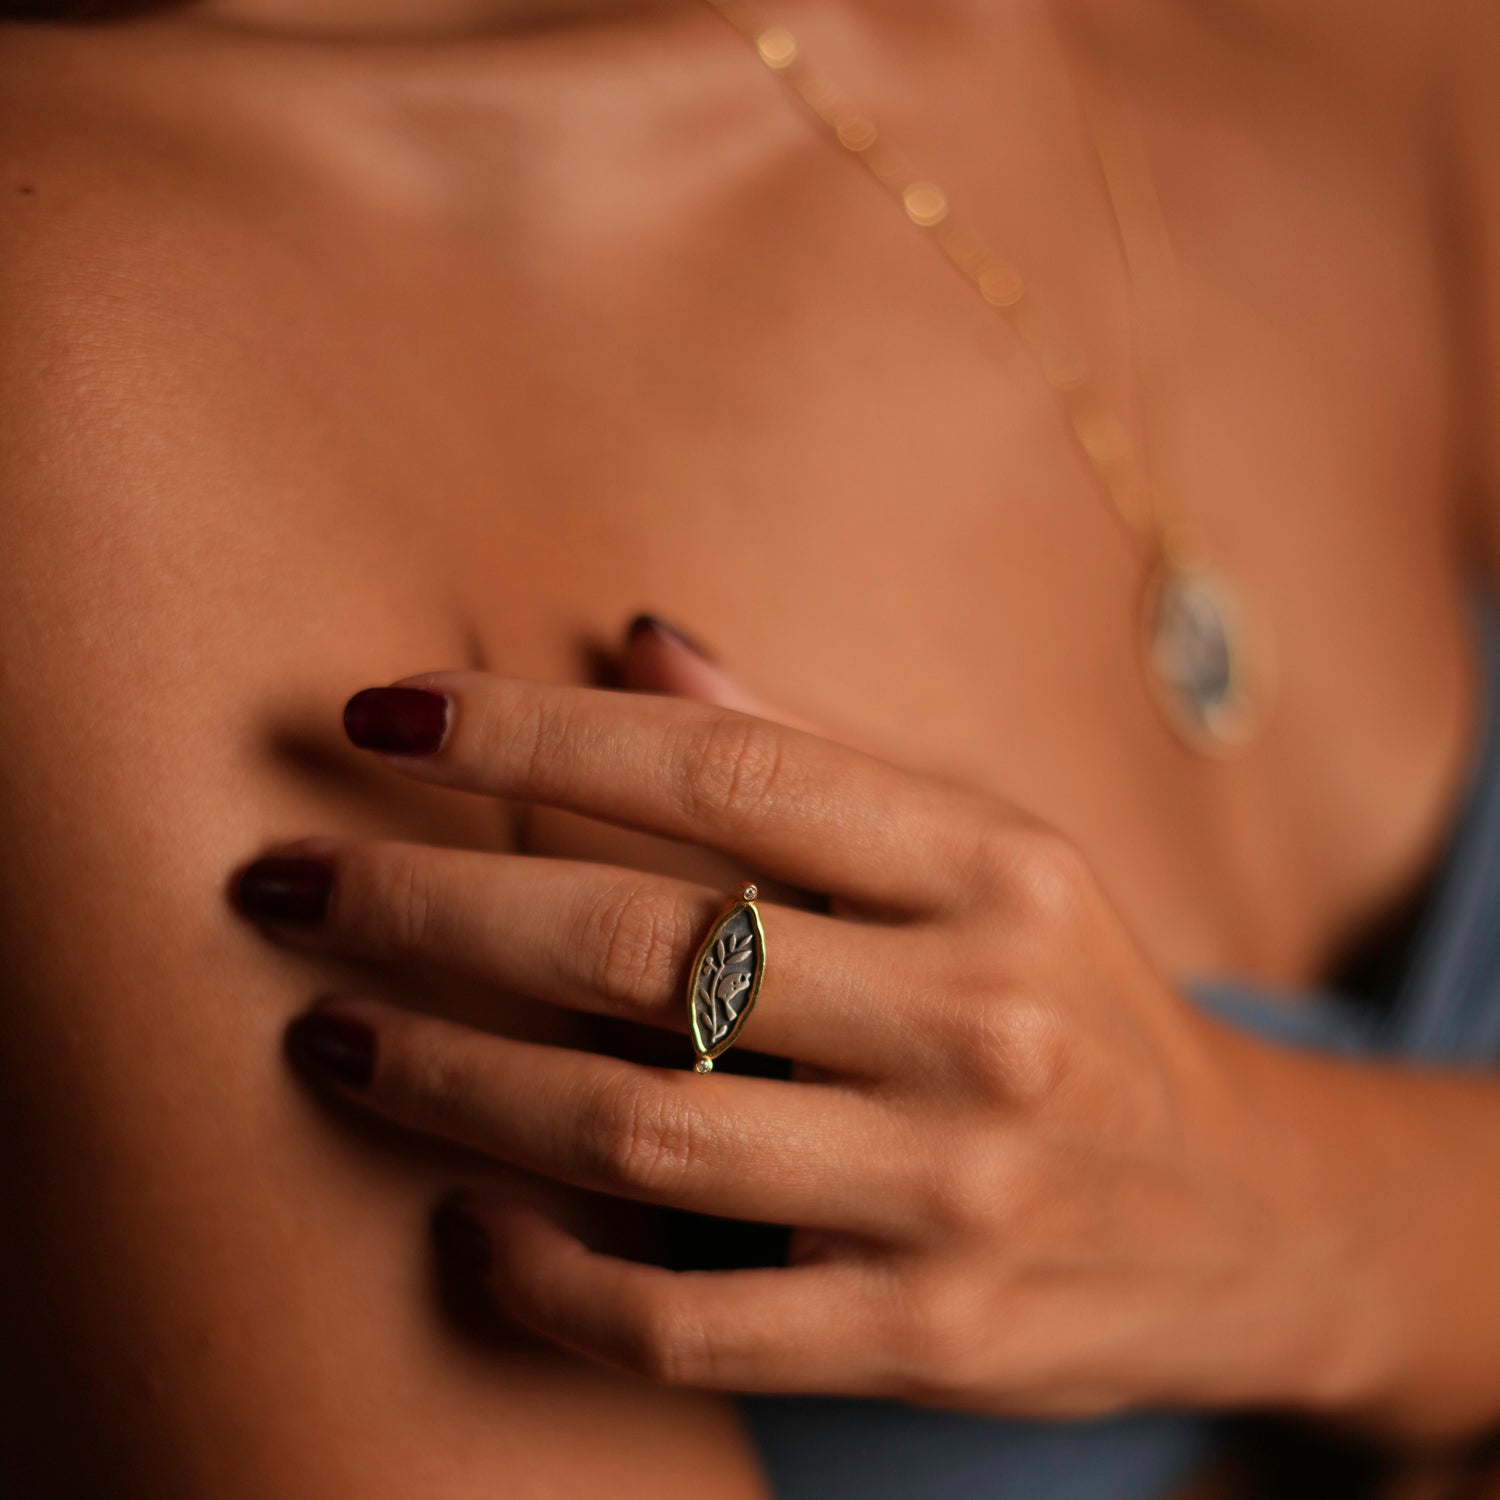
[
  {"x1": 966, "y1": 819, "x2": 1092, "y2": 928},
  {"x1": 481, "y1": 685, "x2": 576, "y2": 795},
  {"x1": 916, "y1": 1147, "x2": 996, "y2": 1237},
  {"x1": 951, "y1": 993, "x2": 1073, "y2": 1107},
  {"x1": 580, "y1": 882, "x2": 694, "y2": 1014},
  {"x1": 400, "y1": 1031, "x2": 479, "y2": 1131},
  {"x1": 932, "y1": 968, "x2": 1000, "y2": 1059},
  {"x1": 963, "y1": 815, "x2": 1023, "y2": 899},
  {"x1": 889, "y1": 1272, "x2": 988, "y2": 1403},
  {"x1": 994, "y1": 997, "x2": 1073, "y2": 1103},
  {"x1": 674, "y1": 714, "x2": 787, "y2": 825},
  {"x1": 579, "y1": 1076, "x2": 699, "y2": 1196},
  {"x1": 623, "y1": 1292, "x2": 714, "y2": 1386},
  {"x1": 378, "y1": 855, "x2": 440, "y2": 955},
  {"x1": 1012, "y1": 828, "x2": 1094, "y2": 930}
]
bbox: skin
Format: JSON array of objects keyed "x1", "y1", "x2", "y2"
[{"x1": 1, "y1": 0, "x2": 1499, "y2": 1492}]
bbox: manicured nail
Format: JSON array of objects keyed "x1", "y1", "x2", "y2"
[
  {"x1": 343, "y1": 687, "x2": 450, "y2": 756},
  {"x1": 236, "y1": 856, "x2": 333, "y2": 925},
  {"x1": 284, "y1": 1012, "x2": 376, "y2": 1089},
  {"x1": 432, "y1": 1194, "x2": 493, "y2": 1277},
  {"x1": 626, "y1": 613, "x2": 717, "y2": 664}
]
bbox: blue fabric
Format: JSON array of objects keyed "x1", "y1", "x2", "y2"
[{"x1": 742, "y1": 609, "x2": 1500, "y2": 1498}]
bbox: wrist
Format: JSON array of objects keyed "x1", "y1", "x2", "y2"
[
  {"x1": 1177, "y1": 1018, "x2": 1396, "y2": 1417},
  {"x1": 1201, "y1": 1020, "x2": 1500, "y2": 1441}
]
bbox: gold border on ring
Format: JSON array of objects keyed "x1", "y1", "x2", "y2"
[{"x1": 686, "y1": 882, "x2": 766, "y2": 1073}]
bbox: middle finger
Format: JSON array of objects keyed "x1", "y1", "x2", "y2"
[{"x1": 237, "y1": 843, "x2": 921, "y2": 1078}]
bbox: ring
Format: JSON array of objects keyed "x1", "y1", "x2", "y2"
[{"x1": 687, "y1": 882, "x2": 766, "y2": 1074}]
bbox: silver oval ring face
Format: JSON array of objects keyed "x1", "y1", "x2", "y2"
[
  {"x1": 1142, "y1": 564, "x2": 1266, "y2": 755},
  {"x1": 687, "y1": 894, "x2": 766, "y2": 1072}
]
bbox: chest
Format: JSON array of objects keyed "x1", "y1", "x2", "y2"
[{"x1": 234, "y1": 14, "x2": 1474, "y2": 984}]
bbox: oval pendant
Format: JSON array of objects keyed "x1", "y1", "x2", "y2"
[
  {"x1": 687, "y1": 885, "x2": 766, "y2": 1073},
  {"x1": 1141, "y1": 563, "x2": 1268, "y2": 755}
]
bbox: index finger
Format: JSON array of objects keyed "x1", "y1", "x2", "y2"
[{"x1": 342, "y1": 675, "x2": 974, "y2": 911}]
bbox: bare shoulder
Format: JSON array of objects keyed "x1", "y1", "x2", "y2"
[
  {"x1": 0, "y1": 16, "x2": 381, "y2": 469},
  {"x1": 0, "y1": 15, "x2": 340, "y2": 287},
  {"x1": 0, "y1": 24, "x2": 413, "y2": 766},
  {"x1": 0, "y1": 15, "x2": 450, "y2": 674}
]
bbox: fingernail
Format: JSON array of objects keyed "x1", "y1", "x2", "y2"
[
  {"x1": 284, "y1": 1012, "x2": 376, "y2": 1089},
  {"x1": 236, "y1": 856, "x2": 333, "y2": 925},
  {"x1": 432, "y1": 1194, "x2": 493, "y2": 1276},
  {"x1": 343, "y1": 687, "x2": 450, "y2": 756},
  {"x1": 626, "y1": 613, "x2": 717, "y2": 665}
]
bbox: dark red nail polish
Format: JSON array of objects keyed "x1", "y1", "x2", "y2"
[
  {"x1": 285, "y1": 1012, "x2": 376, "y2": 1089},
  {"x1": 343, "y1": 687, "x2": 450, "y2": 756},
  {"x1": 432, "y1": 1195, "x2": 493, "y2": 1277},
  {"x1": 237, "y1": 857, "x2": 333, "y2": 925},
  {"x1": 626, "y1": 613, "x2": 717, "y2": 664}
]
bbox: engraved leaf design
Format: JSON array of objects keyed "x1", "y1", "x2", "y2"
[{"x1": 692, "y1": 909, "x2": 761, "y2": 1052}]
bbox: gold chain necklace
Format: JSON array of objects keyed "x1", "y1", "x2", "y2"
[{"x1": 696, "y1": 0, "x2": 1275, "y2": 756}]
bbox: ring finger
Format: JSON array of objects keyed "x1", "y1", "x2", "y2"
[{"x1": 285, "y1": 996, "x2": 917, "y2": 1237}]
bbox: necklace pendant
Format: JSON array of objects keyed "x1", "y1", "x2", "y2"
[{"x1": 1140, "y1": 559, "x2": 1270, "y2": 756}]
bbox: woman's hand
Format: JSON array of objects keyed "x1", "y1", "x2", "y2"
[{"x1": 232, "y1": 627, "x2": 1358, "y2": 1419}]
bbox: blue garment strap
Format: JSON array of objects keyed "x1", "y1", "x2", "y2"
[
  {"x1": 1386, "y1": 610, "x2": 1500, "y2": 1058},
  {"x1": 1197, "y1": 605, "x2": 1500, "y2": 1063}
]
